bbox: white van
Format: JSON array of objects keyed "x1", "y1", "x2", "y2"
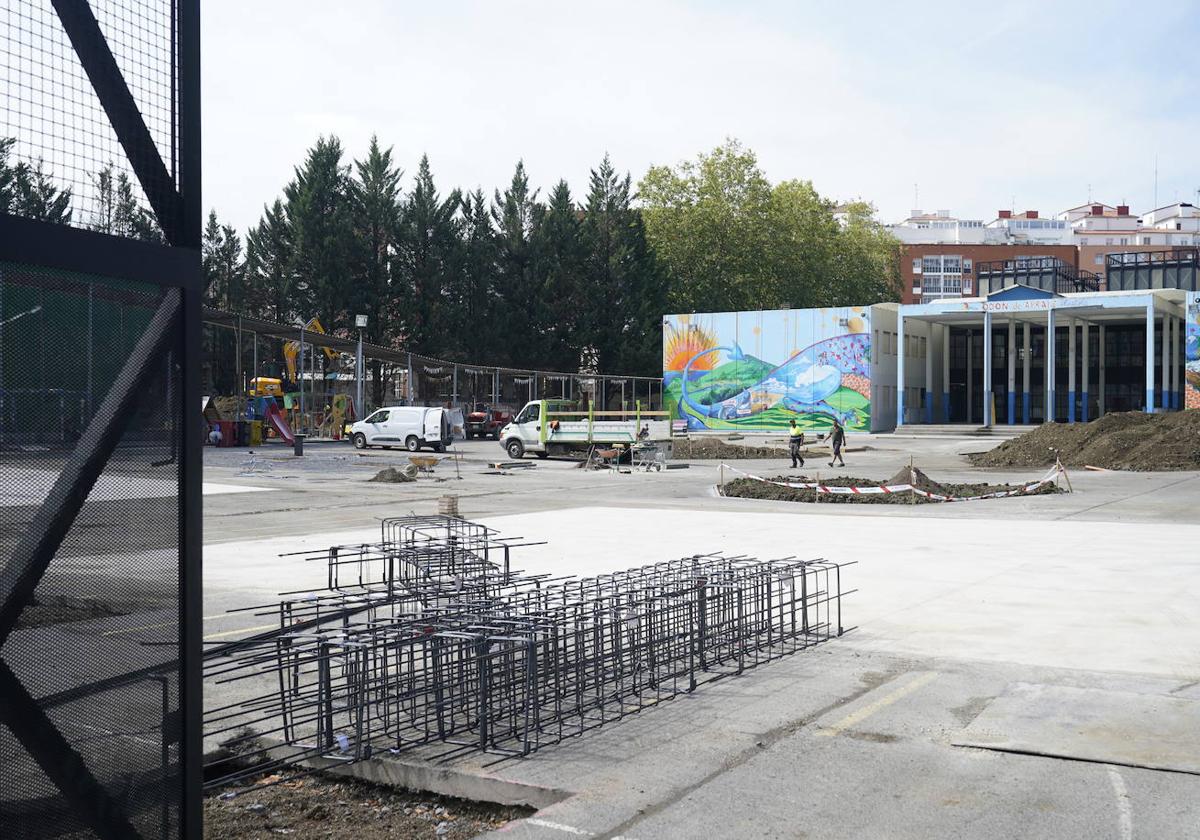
[{"x1": 350, "y1": 406, "x2": 453, "y2": 452}]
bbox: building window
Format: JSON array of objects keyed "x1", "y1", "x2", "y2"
[
  {"x1": 1142, "y1": 237, "x2": 1151, "y2": 245},
  {"x1": 922, "y1": 256, "x2": 941, "y2": 274},
  {"x1": 1120, "y1": 238, "x2": 1128, "y2": 245},
  {"x1": 1080, "y1": 237, "x2": 1088, "y2": 245},
  {"x1": 1106, "y1": 238, "x2": 1114, "y2": 245},
  {"x1": 1095, "y1": 254, "x2": 1103, "y2": 265},
  {"x1": 912, "y1": 258, "x2": 922, "y2": 273}
]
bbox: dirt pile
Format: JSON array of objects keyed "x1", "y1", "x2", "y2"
[
  {"x1": 969, "y1": 411, "x2": 1200, "y2": 471},
  {"x1": 369, "y1": 466, "x2": 417, "y2": 483},
  {"x1": 205, "y1": 771, "x2": 531, "y2": 839},
  {"x1": 721, "y1": 467, "x2": 1061, "y2": 504},
  {"x1": 674, "y1": 436, "x2": 807, "y2": 460}
]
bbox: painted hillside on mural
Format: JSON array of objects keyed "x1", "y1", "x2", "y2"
[
  {"x1": 663, "y1": 308, "x2": 872, "y2": 432},
  {"x1": 1187, "y1": 292, "x2": 1200, "y2": 410}
]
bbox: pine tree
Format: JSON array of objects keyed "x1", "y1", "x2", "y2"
[
  {"x1": 446, "y1": 188, "x2": 499, "y2": 363},
  {"x1": 283, "y1": 136, "x2": 354, "y2": 330},
  {"x1": 201, "y1": 210, "x2": 245, "y2": 310},
  {"x1": 0, "y1": 138, "x2": 14, "y2": 214},
  {"x1": 245, "y1": 199, "x2": 294, "y2": 322},
  {"x1": 395, "y1": 155, "x2": 459, "y2": 355},
  {"x1": 491, "y1": 161, "x2": 540, "y2": 366},
  {"x1": 530, "y1": 179, "x2": 584, "y2": 369},
  {"x1": 348, "y1": 136, "x2": 403, "y2": 405},
  {"x1": 91, "y1": 164, "x2": 161, "y2": 241}
]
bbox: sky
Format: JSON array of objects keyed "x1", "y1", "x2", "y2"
[{"x1": 202, "y1": 0, "x2": 1200, "y2": 233}]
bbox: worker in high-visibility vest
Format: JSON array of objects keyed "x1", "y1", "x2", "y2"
[{"x1": 788, "y1": 419, "x2": 805, "y2": 469}]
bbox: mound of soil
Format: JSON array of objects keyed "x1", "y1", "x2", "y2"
[
  {"x1": 721, "y1": 468, "x2": 1061, "y2": 504},
  {"x1": 369, "y1": 466, "x2": 416, "y2": 483},
  {"x1": 205, "y1": 771, "x2": 531, "y2": 839},
  {"x1": 969, "y1": 411, "x2": 1200, "y2": 472},
  {"x1": 674, "y1": 437, "x2": 814, "y2": 460}
]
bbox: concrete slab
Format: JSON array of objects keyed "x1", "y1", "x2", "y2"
[
  {"x1": 0, "y1": 467, "x2": 268, "y2": 506},
  {"x1": 953, "y1": 682, "x2": 1200, "y2": 774},
  {"x1": 479, "y1": 506, "x2": 1200, "y2": 678}
]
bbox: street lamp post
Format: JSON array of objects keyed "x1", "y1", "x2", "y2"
[{"x1": 355, "y1": 314, "x2": 368, "y2": 416}]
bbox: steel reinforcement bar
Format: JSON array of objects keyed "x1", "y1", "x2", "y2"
[{"x1": 203, "y1": 516, "x2": 853, "y2": 790}]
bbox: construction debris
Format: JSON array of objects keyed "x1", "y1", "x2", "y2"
[{"x1": 203, "y1": 516, "x2": 851, "y2": 790}]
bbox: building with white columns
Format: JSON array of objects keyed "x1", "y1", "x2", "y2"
[{"x1": 893, "y1": 286, "x2": 1195, "y2": 429}]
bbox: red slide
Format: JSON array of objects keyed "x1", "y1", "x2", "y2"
[{"x1": 264, "y1": 400, "x2": 295, "y2": 445}]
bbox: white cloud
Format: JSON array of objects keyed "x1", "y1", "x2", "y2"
[{"x1": 202, "y1": 0, "x2": 1200, "y2": 231}]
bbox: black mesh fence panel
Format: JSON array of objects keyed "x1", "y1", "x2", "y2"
[
  {"x1": 0, "y1": 262, "x2": 184, "y2": 839},
  {"x1": 1, "y1": 0, "x2": 177, "y2": 238}
]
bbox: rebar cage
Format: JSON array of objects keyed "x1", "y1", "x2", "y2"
[{"x1": 204, "y1": 516, "x2": 852, "y2": 790}]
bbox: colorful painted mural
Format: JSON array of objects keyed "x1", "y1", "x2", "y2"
[
  {"x1": 663, "y1": 307, "x2": 871, "y2": 432},
  {"x1": 1187, "y1": 292, "x2": 1200, "y2": 410}
]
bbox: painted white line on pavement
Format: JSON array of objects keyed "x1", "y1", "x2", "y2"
[
  {"x1": 525, "y1": 818, "x2": 593, "y2": 836},
  {"x1": 1106, "y1": 764, "x2": 1134, "y2": 840}
]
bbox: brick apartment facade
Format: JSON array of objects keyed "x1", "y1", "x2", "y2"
[{"x1": 900, "y1": 243, "x2": 1079, "y2": 304}]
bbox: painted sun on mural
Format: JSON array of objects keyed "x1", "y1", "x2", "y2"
[{"x1": 663, "y1": 308, "x2": 872, "y2": 432}]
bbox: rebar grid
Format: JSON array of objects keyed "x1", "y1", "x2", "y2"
[{"x1": 204, "y1": 516, "x2": 852, "y2": 790}]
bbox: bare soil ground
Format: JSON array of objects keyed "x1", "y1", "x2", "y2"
[
  {"x1": 969, "y1": 411, "x2": 1200, "y2": 471},
  {"x1": 204, "y1": 772, "x2": 532, "y2": 839},
  {"x1": 720, "y1": 465, "x2": 1062, "y2": 504},
  {"x1": 674, "y1": 436, "x2": 811, "y2": 459}
]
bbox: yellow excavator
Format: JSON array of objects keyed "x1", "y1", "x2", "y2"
[{"x1": 246, "y1": 317, "x2": 341, "y2": 398}]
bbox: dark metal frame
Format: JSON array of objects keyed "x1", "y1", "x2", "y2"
[
  {"x1": 976, "y1": 257, "x2": 1102, "y2": 295},
  {"x1": 0, "y1": 1, "x2": 201, "y2": 837}
]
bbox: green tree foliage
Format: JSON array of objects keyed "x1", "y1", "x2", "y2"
[
  {"x1": 202, "y1": 210, "x2": 246, "y2": 311},
  {"x1": 0, "y1": 138, "x2": 73, "y2": 224},
  {"x1": 581, "y1": 155, "x2": 665, "y2": 376},
  {"x1": 445, "y1": 188, "x2": 499, "y2": 363},
  {"x1": 491, "y1": 161, "x2": 541, "y2": 364},
  {"x1": 91, "y1": 164, "x2": 161, "y2": 241},
  {"x1": 395, "y1": 155, "x2": 459, "y2": 352},
  {"x1": 530, "y1": 179, "x2": 584, "y2": 368},
  {"x1": 245, "y1": 199, "x2": 294, "y2": 323},
  {"x1": 282, "y1": 136, "x2": 355, "y2": 330},
  {"x1": 639, "y1": 138, "x2": 899, "y2": 313}
]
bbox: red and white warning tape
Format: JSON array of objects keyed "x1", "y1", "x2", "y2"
[{"x1": 718, "y1": 462, "x2": 1066, "y2": 503}]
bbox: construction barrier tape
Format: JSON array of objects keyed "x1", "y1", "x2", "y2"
[{"x1": 718, "y1": 463, "x2": 1066, "y2": 503}]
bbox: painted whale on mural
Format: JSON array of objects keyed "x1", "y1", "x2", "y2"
[{"x1": 680, "y1": 343, "x2": 857, "y2": 425}]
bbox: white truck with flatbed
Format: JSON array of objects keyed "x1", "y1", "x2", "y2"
[{"x1": 497, "y1": 399, "x2": 672, "y2": 460}]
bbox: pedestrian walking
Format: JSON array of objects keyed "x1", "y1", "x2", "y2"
[
  {"x1": 827, "y1": 419, "x2": 846, "y2": 468},
  {"x1": 788, "y1": 419, "x2": 805, "y2": 468}
]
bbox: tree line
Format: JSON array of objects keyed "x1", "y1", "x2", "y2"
[{"x1": 2, "y1": 135, "x2": 902, "y2": 380}]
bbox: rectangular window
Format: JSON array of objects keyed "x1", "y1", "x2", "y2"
[
  {"x1": 1142, "y1": 237, "x2": 1151, "y2": 245},
  {"x1": 1119, "y1": 237, "x2": 1128, "y2": 245},
  {"x1": 942, "y1": 255, "x2": 962, "y2": 274},
  {"x1": 1106, "y1": 238, "x2": 1114, "y2": 245},
  {"x1": 922, "y1": 256, "x2": 941, "y2": 274},
  {"x1": 1095, "y1": 254, "x2": 1103, "y2": 265},
  {"x1": 1080, "y1": 237, "x2": 1088, "y2": 245},
  {"x1": 912, "y1": 258, "x2": 922, "y2": 273}
]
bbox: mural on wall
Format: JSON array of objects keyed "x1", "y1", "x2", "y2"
[
  {"x1": 663, "y1": 307, "x2": 871, "y2": 431},
  {"x1": 1187, "y1": 292, "x2": 1200, "y2": 410}
]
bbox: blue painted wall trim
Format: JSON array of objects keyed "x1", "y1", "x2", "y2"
[
  {"x1": 1007, "y1": 392, "x2": 1016, "y2": 425},
  {"x1": 1022, "y1": 392, "x2": 1030, "y2": 424},
  {"x1": 1068, "y1": 391, "x2": 1076, "y2": 423},
  {"x1": 1081, "y1": 392, "x2": 1089, "y2": 423},
  {"x1": 924, "y1": 392, "x2": 933, "y2": 424},
  {"x1": 943, "y1": 392, "x2": 950, "y2": 423}
]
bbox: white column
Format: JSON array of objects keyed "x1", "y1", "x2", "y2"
[
  {"x1": 896, "y1": 313, "x2": 906, "y2": 427},
  {"x1": 1080, "y1": 320, "x2": 1090, "y2": 422},
  {"x1": 1022, "y1": 321, "x2": 1031, "y2": 424},
  {"x1": 1046, "y1": 309, "x2": 1056, "y2": 422},
  {"x1": 1098, "y1": 324, "x2": 1107, "y2": 417},
  {"x1": 983, "y1": 312, "x2": 993, "y2": 427},
  {"x1": 1007, "y1": 319, "x2": 1016, "y2": 425},
  {"x1": 1145, "y1": 305, "x2": 1156, "y2": 412},
  {"x1": 966, "y1": 329, "x2": 974, "y2": 424},
  {"x1": 1169, "y1": 315, "x2": 1178, "y2": 409},
  {"x1": 924, "y1": 325, "x2": 933, "y2": 424},
  {"x1": 1161, "y1": 314, "x2": 1170, "y2": 410},
  {"x1": 1068, "y1": 317, "x2": 1077, "y2": 423},
  {"x1": 941, "y1": 324, "x2": 950, "y2": 423}
]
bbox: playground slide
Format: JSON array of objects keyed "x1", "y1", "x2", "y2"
[{"x1": 264, "y1": 401, "x2": 295, "y2": 445}]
